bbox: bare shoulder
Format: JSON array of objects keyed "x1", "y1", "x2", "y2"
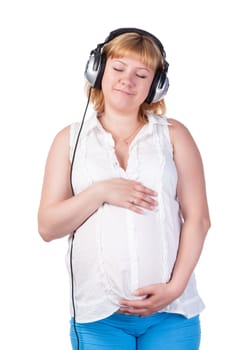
[
  {"x1": 53, "y1": 124, "x2": 71, "y2": 143},
  {"x1": 45, "y1": 124, "x2": 72, "y2": 164},
  {"x1": 167, "y1": 117, "x2": 197, "y2": 148},
  {"x1": 49, "y1": 124, "x2": 71, "y2": 150},
  {"x1": 167, "y1": 117, "x2": 191, "y2": 136}
]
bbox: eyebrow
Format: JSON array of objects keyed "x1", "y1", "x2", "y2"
[{"x1": 112, "y1": 59, "x2": 150, "y2": 72}]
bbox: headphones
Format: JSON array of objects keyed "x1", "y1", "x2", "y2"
[{"x1": 84, "y1": 27, "x2": 169, "y2": 104}]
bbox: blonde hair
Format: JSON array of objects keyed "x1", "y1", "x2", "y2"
[{"x1": 85, "y1": 32, "x2": 167, "y2": 121}]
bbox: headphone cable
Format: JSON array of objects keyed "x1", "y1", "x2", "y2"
[{"x1": 69, "y1": 88, "x2": 92, "y2": 350}]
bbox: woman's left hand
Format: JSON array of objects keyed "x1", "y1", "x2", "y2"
[{"x1": 119, "y1": 283, "x2": 181, "y2": 317}]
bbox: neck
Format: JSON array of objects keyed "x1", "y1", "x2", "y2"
[
  {"x1": 98, "y1": 112, "x2": 145, "y2": 144},
  {"x1": 101, "y1": 108, "x2": 139, "y2": 123}
]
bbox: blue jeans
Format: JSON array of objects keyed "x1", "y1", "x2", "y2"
[{"x1": 70, "y1": 312, "x2": 201, "y2": 350}]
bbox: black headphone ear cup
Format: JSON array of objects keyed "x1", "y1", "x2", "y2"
[
  {"x1": 145, "y1": 70, "x2": 161, "y2": 104},
  {"x1": 93, "y1": 53, "x2": 106, "y2": 89},
  {"x1": 84, "y1": 50, "x2": 106, "y2": 89},
  {"x1": 145, "y1": 69, "x2": 169, "y2": 104}
]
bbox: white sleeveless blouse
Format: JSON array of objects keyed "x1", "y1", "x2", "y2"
[{"x1": 67, "y1": 112, "x2": 205, "y2": 323}]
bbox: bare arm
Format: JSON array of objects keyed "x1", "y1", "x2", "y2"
[
  {"x1": 38, "y1": 126, "x2": 158, "y2": 242},
  {"x1": 167, "y1": 118, "x2": 211, "y2": 292},
  {"x1": 120, "y1": 119, "x2": 211, "y2": 316},
  {"x1": 38, "y1": 126, "x2": 102, "y2": 241}
]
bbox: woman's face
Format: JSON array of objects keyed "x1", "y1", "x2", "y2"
[{"x1": 101, "y1": 56, "x2": 155, "y2": 113}]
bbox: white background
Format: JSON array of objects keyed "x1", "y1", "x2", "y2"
[{"x1": 0, "y1": 0, "x2": 245, "y2": 349}]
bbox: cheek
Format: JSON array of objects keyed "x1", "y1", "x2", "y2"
[
  {"x1": 101, "y1": 68, "x2": 114, "y2": 91},
  {"x1": 101, "y1": 73, "x2": 110, "y2": 93},
  {"x1": 141, "y1": 79, "x2": 153, "y2": 97},
  {"x1": 142, "y1": 73, "x2": 154, "y2": 91}
]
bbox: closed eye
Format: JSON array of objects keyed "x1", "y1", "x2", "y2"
[
  {"x1": 136, "y1": 74, "x2": 147, "y2": 79},
  {"x1": 113, "y1": 67, "x2": 124, "y2": 72}
]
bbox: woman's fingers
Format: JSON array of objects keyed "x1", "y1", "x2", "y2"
[
  {"x1": 102, "y1": 178, "x2": 158, "y2": 212},
  {"x1": 133, "y1": 193, "x2": 158, "y2": 206},
  {"x1": 130, "y1": 186, "x2": 158, "y2": 210},
  {"x1": 134, "y1": 183, "x2": 158, "y2": 196},
  {"x1": 128, "y1": 182, "x2": 158, "y2": 212}
]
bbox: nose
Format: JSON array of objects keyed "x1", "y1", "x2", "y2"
[{"x1": 119, "y1": 70, "x2": 135, "y2": 87}]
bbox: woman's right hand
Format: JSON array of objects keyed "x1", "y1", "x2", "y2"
[{"x1": 95, "y1": 178, "x2": 158, "y2": 214}]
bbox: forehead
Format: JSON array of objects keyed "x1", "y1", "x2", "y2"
[
  {"x1": 111, "y1": 51, "x2": 157, "y2": 71},
  {"x1": 105, "y1": 37, "x2": 161, "y2": 71},
  {"x1": 108, "y1": 56, "x2": 152, "y2": 70}
]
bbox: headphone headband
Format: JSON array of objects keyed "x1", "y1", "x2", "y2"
[{"x1": 104, "y1": 28, "x2": 166, "y2": 58}]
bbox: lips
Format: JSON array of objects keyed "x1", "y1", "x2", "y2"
[{"x1": 114, "y1": 88, "x2": 134, "y2": 96}]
